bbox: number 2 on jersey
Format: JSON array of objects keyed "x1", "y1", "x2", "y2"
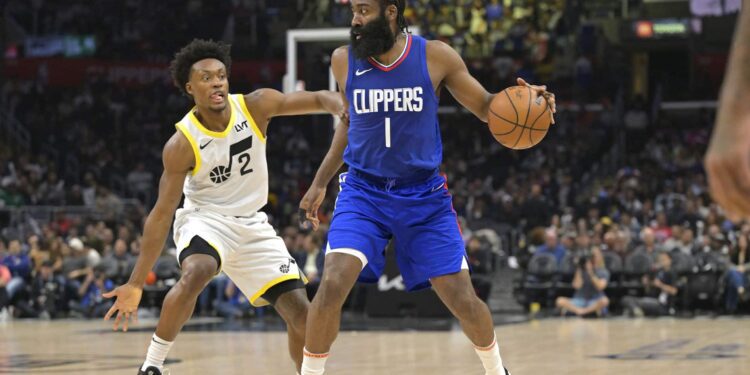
[{"x1": 385, "y1": 117, "x2": 391, "y2": 148}]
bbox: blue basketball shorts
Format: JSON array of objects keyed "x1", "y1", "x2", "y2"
[{"x1": 326, "y1": 170, "x2": 468, "y2": 291}]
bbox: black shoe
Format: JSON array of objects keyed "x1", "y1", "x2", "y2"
[{"x1": 138, "y1": 365, "x2": 169, "y2": 375}]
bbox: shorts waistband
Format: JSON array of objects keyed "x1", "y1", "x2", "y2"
[{"x1": 348, "y1": 168, "x2": 439, "y2": 190}]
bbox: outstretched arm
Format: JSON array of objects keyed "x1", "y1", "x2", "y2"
[
  {"x1": 245, "y1": 89, "x2": 344, "y2": 118},
  {"x1": 103, "y1": 131, "x2": 192, "y2": 331},
  {"x1": 429, "y1": 40, "x2": 555, "y2": 123},
  {"x1": 242, "y1": 87, "x2": 346, "y2": 138},
  {"x1": 705, "y1": 6, "x2": 750, "y2": 219}
]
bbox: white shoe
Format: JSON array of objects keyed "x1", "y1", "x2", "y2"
[{"x1": 485, "y1": 367, "x2": 511, "y2": 375}]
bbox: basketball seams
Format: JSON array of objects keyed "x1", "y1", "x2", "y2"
[
  {"x1": 528, "y1": 98, "x2": 550, "y2": 146},
  {"x1": 503, "y1": 90, "x2": 519, "y2": 124},
  {"x1": 523, "y1": 87, "x2": 532, "y2": 126},
  {"x1": 489, "y1": 108, "x2": 546, "y2": 135},
  {"x1": 501, "y1": 88, "x2": 523, "y2": 150},
  {"x1": 511, "y1": 86, "x2": 533, "y2": 150}
]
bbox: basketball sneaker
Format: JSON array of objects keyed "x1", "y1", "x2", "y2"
[
  {"x1": 137, "y1": 365, "x2": 169, "y2": 375},
  {"x1": 484, "y1": 367, "x2": 511, "y2": 375}
]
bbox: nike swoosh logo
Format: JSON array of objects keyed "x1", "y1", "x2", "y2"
[
  {"x1": 431, "y1": 183, "x2": 445, "y2": 192},
  {"x1": 199, "y1": 139, "x2": 213, "y2": 149},
  {"x1": 355, "y1": 68, "x2": 373, "y2": 76}
]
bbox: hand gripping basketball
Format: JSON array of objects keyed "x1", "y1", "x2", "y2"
[{"x1": 488, "y1": 78, "x2": 556, "y2": 150}]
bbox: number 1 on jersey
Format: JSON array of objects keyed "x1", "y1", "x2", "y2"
[{"x1": 385, "y1": 117, "x2": 391, "y2": 148}]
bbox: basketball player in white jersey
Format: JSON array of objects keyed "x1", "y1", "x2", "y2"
[{"x1": 102, "y1": 39, "x2": 344, "y2": 375}]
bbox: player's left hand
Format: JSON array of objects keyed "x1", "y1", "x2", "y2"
[
  {"x1": 299, "y1": 184, "x2": 327, "y2": 231},
  {"x1": 517, "y1": 78, "x2": 556, "y2": 124}
]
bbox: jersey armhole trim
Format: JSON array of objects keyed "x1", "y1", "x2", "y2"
[
  {"x1": 235, "y1": 94, "x2": 267, "y2": 144},
  {"x1": 175, "y1": 122, "x2": 202, "y2": 176},
  {"x1": 420, "y1": 37, "x2": 440, "y2": 104}
]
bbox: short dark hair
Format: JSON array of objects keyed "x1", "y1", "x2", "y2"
[
  {"x1": 169, "y1": 39, "x2": 232, "y2": 97},
  {"x1": 380, "y1": 0, "x2": 409, "y2": 32}
]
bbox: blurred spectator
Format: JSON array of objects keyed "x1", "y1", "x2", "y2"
[
  {"x1": 27, "y1": 235, "x2": 47, "y2": 273},
  {"x1": 621, "y1": 252, "x2": 679, "y2": 317},
  {"x1": 299, "y1": 231, "x2": 325, "y2": 284},
  {"x1": 70, "y1": 265, "x2": 114, "y2": 318},
  {"x1": 633, "y1": 228, "x2": 664, "y2": 264},
  {"x1": 467, "y1": 236, "x2": 493, "y2": 302},
  {"x1": 1, "y1": 239, "x2": 32, "y2": 301},
  {"x1": 100, "y1": 239, "x2": 135, "y2": 285},
  {"x1": 0, "y1": 263, "x2": 10, "y2": 319},
  {"x1": 535, "y1": 228, "x2": 566, "y2": 265},
  {"x1": 17, "y1": 260, "x2": 66, "y2": 319},
  {"x1": 725, "y1": 229, "x2": 749, "y2": 313},
  {"x1": 215, "y1": 279, "x2": 254, "y2": 319},
  {"x1": 574, "y1": 233, "x2": 591, "y2": 252},
  {"x1": 127, "y1": 163, "x2": 154, "y2": 205},
  {"x1": 555, "y1": 247, "x2": 610, "y2": 317},
  {"x1": 673, "y1": 228, "x2": 698, "y2": 255},
  {"x1": 61, "y1": 238, "x2": 90, "y2": 301},
  {"x1": 521, "y1": 184, "x2": 551, "y2": 232}
]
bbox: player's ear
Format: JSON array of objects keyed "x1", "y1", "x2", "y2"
[
  {"x1": 185, "y1": 82, "x2": 193, "y2": 96},
  {"x1": 387, "y1": 4, "x2": 397, "y2": 20}
]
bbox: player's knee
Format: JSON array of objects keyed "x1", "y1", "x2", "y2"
[
  {"x1": 316, "y1": 276, "x2": 351, "y2": 307},
  {"x1": 178, "y1": 259, "x2": 216, "y2": 291},
  {"x1": 451, "y1": 292, "x2": 485, "y2": 321}
]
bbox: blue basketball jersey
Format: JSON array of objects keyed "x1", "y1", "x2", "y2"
[{"x1": 345, "y1": 34, "x2": 441, "y2": 179}]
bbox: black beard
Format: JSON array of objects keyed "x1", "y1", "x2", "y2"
[{"x1": 350, "y1": 13, "x2": 396, "y2": 60}]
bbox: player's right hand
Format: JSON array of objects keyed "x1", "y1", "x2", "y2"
[
  {"x1": 103, "y1": 283, "x2": 143, "y2": 332},
  {"x1": 299, "y1": 184, "x2": 327, "y2": 231}
]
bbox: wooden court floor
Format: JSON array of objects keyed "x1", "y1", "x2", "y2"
[{"x1": 1, "y1": 317, "x2": 748, "y2": 374}]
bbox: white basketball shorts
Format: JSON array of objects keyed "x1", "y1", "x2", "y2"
[{"x1": 173, "y1": 208, "x2": 306, "y2": 306}]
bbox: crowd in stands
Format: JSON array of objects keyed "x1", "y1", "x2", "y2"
[
  {"x1": 518, "y1": 109, "x2": 749, "y2": 316},
  {"x1": 5, "y1": 0, "x2": 615, "y2": 102},
  {"x1": 4, "y1": 72, "x2": 747, "y2": 319},
  {"x1": 2, "y1": 1, "x2": 746, "y2": 320}
]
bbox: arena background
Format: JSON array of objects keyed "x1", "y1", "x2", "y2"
[{"x1": 1, "y1": 0, "x2": 749, "y2": 374}]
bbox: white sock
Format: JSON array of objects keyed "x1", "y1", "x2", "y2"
[
  {"x1": 474, "y1": 335, "x2": 505, "y2": 375},
  {"x1": 300, "y1": 347, "x2": 328, "y2": 375},
  {"x1": 141, "y1": 334, "x2": 173, "y2": 371}
]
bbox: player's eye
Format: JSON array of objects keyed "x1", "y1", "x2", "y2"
[{"x1": 202, "y1": 75, "x2": 209, "y2": 81}]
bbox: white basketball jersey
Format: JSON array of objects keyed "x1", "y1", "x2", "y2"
[{"x1": 175, "y1": 94, "x2": 268, "y2": 217}]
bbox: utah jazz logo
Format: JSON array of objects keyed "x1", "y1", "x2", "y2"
[
  {"x1": 210, "y1": 136, "x2": 253, "y2": 184},
  {"x1": 280, "y1": 258, "x2": 295, "y2": 273}
]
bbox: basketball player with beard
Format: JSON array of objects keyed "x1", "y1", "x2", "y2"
[
  {"x1": 102, "y1": 39, "x2": 344, "y2": 375},
  {"x1": 298, "y1": 1, "x2": 555, "y2": 374}
]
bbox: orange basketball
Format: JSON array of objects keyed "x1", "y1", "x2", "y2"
[
  {"x1": 488, "y1": 86, "x2": 552, "y2": 150},
  {"x1": 145, "y1": 271, "x2": 157, "y2": 285}
]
